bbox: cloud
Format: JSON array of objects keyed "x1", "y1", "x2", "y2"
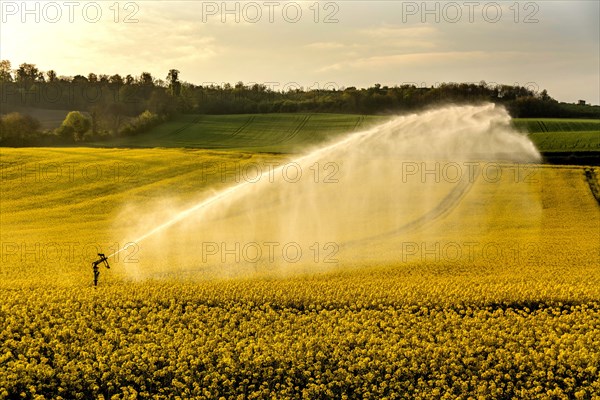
[
  {"x1": 305, "y1": 25, "x2": 438, "y2": 53},
  {"x1": 358, "y1": 25, "x2": 439, "y2": 49},
  {"x1": 318, "y1": 51, "x2": 489, "y2": 72},
  {"x1": 305, "y1": 42, "x2": 348, "y2": 50},
  {"x1": 360, "y1": 25, "x2": 438, "y2": 39}
]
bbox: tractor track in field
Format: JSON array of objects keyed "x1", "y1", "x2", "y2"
[
  {"x1": 287, "y1": 114, "x2": 312, "y2": 142},
  {"x1": 536, "y1": 120, "x2": 549, "y2": 132},
  {"x1": 584, "y1": 167, "x2": 600, "y2": 205},
  {"x1": 353, "y1": 115, "x2": 365, "y2": 131},
  {"x1": 170, "y1": 115, "x2": 256, "y2": 147},
  {"x1": 161, "y1": 115, "x2": 203, "y2": 139},
  {"x1": 262, "y1": 114, "x2": 312, "y2": 147},
  {"x1": 163, "y1": 160, "x2": 478, "y2": 241},
  {"x1": 196, "y1": 115, "x2": 257, "y2": 147},
  {"x1": 389, "y1": 169, "x2": 475, "y2": 233},
  {"x1": 230, "y1": 115, "x2": 255, "y2": 138},
  {"x1": 342, "y1": 166, "x2": 478, "y2": 248}
]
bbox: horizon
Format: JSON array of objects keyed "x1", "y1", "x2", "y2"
[
  {"x1": 4, "y1": 60, "x2": 596, "y2": 105},
  {"x1": 1, "y1": 1, "x2": 598, "y2": 105}
]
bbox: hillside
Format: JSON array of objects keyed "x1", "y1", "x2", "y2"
[
  {"x1": 100, "y1": 113, "x2": 382, "y2": 153},
  {"x1": 92, "y1": 113, "x2": 599, "y2": 155}
]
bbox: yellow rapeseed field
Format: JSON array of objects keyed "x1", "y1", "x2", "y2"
[{"x1": 1, "y1": 148, "x2": 598, "y2": 399}]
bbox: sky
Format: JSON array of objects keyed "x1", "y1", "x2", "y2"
[{"x1": 1, "y1": 0, "x2": 599, "y2": 104}]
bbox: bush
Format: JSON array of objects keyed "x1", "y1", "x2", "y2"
[
  {"x1": 59, "y1": 111, "x2": 91, "y2": 141},
  {"x1": 54, "y1": 124, "x2": 75, "y2": 140},
  {"x1": 0, "y1": 112, "x2": 41, "y2": 145},
  {"x1": 119, "y1": 110, "x2": 163, "y2": 136}
]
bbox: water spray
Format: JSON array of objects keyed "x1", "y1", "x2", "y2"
[
  {"x1": 87, "y1": 128, "x2": 373, "y2": 284},
  {"x1": 103, "y1": 127, "x2": 375, "y2": 261},
  {"x1": 95, "y1": 104, "x2": 542, "y2": 279}
]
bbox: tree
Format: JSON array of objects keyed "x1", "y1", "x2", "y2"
[
  {"x1": 125, "y1": 74, "x2": 135, "y2": 85},
  {"x1": 87, "y1": 73, "x2": 98, "y2": 83},
  {"x1": 0, "y1": 112, "x2": 41, "y2": 144},
  {"x1": 147, "y1": 89, "x2": 174, "y2": 115},
  {"x1": 539, "y1": 89, "x2": 551, "y2": 101},
  {"x1": 166, "y1": 69, "x2": 181, "y2": 96},
  {"x1": 119, "y1": 84, "x2": 141, "y2": 111},
  {"x1": 60, "y1": 111, "x2": 91, "y2": 141},
  {"x1": 139, "y1": 72, "x2": 154, "y2": 86},
  {"x1": 15, "y1": 63, "x2": 40, "y2": 83},
  {"x1": 105, "y1": 102, "x2": 127, "y2": 135},
  {"x1": 46, "y1": 70, "x2": 57, "y2": 82},
  {"x1": 0, "y1": 60, "x2": 13, "y2": 82},
  {"x1": 109, "y1": 74, "x2": 123, "y2": 85},
  {"x1": 89, "y1": 105, "x2": 101, "y2": 135}
]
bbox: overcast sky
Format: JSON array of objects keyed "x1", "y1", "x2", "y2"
[{"x1": 1, "y1": 1, "x2": 598, "y2": 104}]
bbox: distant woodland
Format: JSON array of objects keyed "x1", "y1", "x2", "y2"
[{"x1": 1, "y1": 61, "x2": 598, "y2": 146}]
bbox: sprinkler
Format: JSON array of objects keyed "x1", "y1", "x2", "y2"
[{"x1": 91, "y1": 253, "x2": 110, "y2": 286}]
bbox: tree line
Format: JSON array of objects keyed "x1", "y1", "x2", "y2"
[{"x1": 0, "y1": 61, "x2": 598, "y2": 146}]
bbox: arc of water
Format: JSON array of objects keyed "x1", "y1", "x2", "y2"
[{"x1": 106, "y1": 126, "x2": 379, "y2": 260}]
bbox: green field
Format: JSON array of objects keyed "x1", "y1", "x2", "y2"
[
  {"x1": 512, "y1": 119, "x2": 600, "y2": 152},
  {"x1": 4, "y1": 107, "x2": 597, "y2": 154},
  {"x1": 91, "y1": 113, "x2": 599, "y2": 154},
  {"x1": 1, "y1": 147, "x2": 599, "y2": 398},
  {"x1": 103, "y1": 113, "x2": 383, "y2": 153}
]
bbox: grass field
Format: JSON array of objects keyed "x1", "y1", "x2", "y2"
[
  {"x1": 1, "y1": 147, "x2": 599, "y2": 398},
  {"x1": 104, "y1": 113, "x2": 383, "y2": 153},
  {"x1": 4, "y1": 106, "x2": 597, "y2": 154},
  {"x1": 92, "y1": 113, "x2": 599, "y2": 154},
  {"x1": 512, "y1": 118, "x2": 600, "y2": 133},
  {"x1": 512, "y1": 119, "x2": 600, "y2": 152}
]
